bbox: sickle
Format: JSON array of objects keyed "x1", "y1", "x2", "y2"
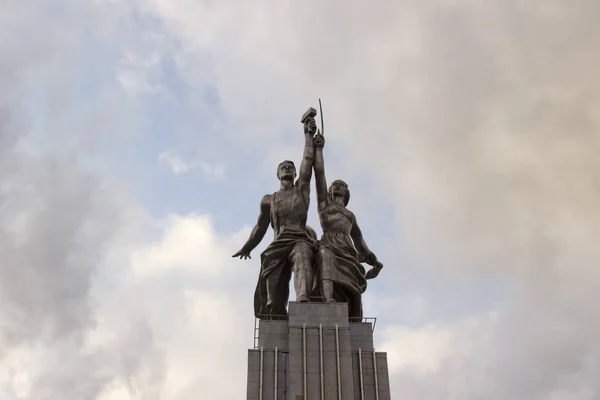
[{"x1": 319, "y1": 98, "x2": 324, "y2": 136}]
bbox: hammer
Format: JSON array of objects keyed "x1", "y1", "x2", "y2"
[{"x1": 301, "y1": 107, "x2": 317, "y2": 124}]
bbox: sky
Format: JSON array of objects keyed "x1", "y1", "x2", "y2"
[{"x1": 1, "y1": 0, "x2": 600, "y2": 399}]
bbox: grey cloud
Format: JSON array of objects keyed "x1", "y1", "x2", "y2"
[
  {"x1": 0, "y1": 105, "x2": 143, "y2": 400},
  {"x1": 306, "y1": 2, "x2": 600, "y2": 398},
  {"x1": 0, "y1": 1, "x2": 166, "y2": 399}
]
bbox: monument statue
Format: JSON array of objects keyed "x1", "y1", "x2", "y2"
[
  {"x1": 232, "y1": 109, "x2": 319, "y2": 319},
  {"x1": 311, "y1": 133, "x2": 384, "y2": 319},
  {"x1": 243, "y1": 104, "x2": 393, "y2": 400}
]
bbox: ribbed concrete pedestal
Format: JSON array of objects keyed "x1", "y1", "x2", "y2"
[{"x1": 246, "y1": 302, "x2": 391, "y2": 400}]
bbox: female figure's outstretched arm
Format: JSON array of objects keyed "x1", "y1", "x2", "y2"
[
  {"x1": 350, "y1": 216, "x2": 384, "y2": 279},
  {"x1": 313, "y1": 134, "x2": 328, "y2": 210}
]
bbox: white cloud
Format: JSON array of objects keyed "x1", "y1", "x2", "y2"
[
  {"x1": 116, "y1": 32, "x2": 169, "y2": 97},
  {"x1": 0, "y1": 207, "x2": 254, "y2": 399},
  {"x1": 158, "y1": 151, "x2": 225, "y2": 180},
  {"x1": 130, "y1": 213, "x2": 243, "y2": 278},
  {"x1": 104, "y1": 214, "x2": 255, "y2": 400},
  {"x1": 158, "y1": 151, "x2": 191, "y2": 175},
  {"x1": 383, "y1": 324, "x2": 457, "y2": 374}
]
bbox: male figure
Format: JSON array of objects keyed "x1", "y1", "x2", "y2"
[{"x1": 232, "y1": 117, "x2": 318, "y2": 319}]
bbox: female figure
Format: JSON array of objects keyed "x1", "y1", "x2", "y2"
[{"x1": 312, "y1": 134, "x2": 383, "y2": 319}]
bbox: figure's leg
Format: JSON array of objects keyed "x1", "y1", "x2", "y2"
[
  {"x1": 265, "y1": 270, "x2": 290, "y2": 319},
  {"x1": 348, "y1": 296, "x2": 363, "y2": 321},
  {"x1": 265, "y1": 274, "x2": 278, "y2": 316},
  {"x1": 290, "y1": 241, "x2": 314, "y2": 302},
  {"x1": 317, "y1": 247, "x2": 336, "y2": 303},
  {"x1": 322, "y1": 281, "x2": 335, "y2": 303}
]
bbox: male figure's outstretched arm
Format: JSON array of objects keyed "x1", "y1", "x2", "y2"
[
  {"x1": 232, "y1": 195, "x2": 271, "y2": 259},
  {"x1": 296, "y1": 118, "x2": 317, "y2": 191}
]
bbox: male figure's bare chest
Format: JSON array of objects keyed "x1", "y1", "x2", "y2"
[{"x1": 273, "y1": 188, "x2": 305, "y2": 220}]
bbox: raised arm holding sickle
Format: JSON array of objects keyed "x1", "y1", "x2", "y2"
[
  {"x1": 312, "y1": 132, "x2": 384, "y2": 318},
  {"x1": 232, "y1": 115, "x2": 318, "y2": 319}
]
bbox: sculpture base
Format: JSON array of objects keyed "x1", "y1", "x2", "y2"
[{"x1": 246, "y1": 302, "x2": 391, "y2": 399}]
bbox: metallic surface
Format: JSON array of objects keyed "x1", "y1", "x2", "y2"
[
  {"x1": 319, "y1": 98, "x2": 324, "y2": 136},
  {"x1": 301, "y1": 107, "x2": 317, "y2": 123},
  {"x1": 233, "y1": 113, "x2": 318, "y2": 319},
  {"x1": 312, "y1": 132, "x2": 384, "y2": 318}
]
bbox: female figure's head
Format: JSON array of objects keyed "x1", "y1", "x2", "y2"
[{"x1": 328, "y1": 179, "x2": 350, "y2": 206}]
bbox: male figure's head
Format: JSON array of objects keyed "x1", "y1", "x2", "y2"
[
  {"x1": 329, "y1": 179, "x2": 350, "y2": 206},
  {"x1": 277, "y1": 160, "x2": 297, "y2": 181}
]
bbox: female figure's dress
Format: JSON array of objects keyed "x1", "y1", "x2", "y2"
[{"x1": 313, "y1": 204, "x2": 367, "y2": 319}]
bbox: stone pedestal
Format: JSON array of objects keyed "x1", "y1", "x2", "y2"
[{"x1": 246, "y1": 302, "x2": 391, "y2": 400}]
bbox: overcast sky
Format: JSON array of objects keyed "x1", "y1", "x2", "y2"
[{"x1": 2, "y1": 0, "x2": 600, "y2": 399}]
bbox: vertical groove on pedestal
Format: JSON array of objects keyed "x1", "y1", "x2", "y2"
[
  {"x1": 274, "y1": 346, "x2": 278, "y2": 399},
  {"x1": 283, "y1": 352, "x2": 289, "y2": 400},
  {"x1": 319, "y1": 323, "x2": 324, "y2": 400},
  {"x1": 335, "y1": 324, "x2": 342, "y2": 400},
  {"x1": 303, "y1": 323, "x2": 307, "y2": 400},
  {"x1": 358, "y1": 348, "x2": 365, "y2": 400},
  {"x1": 259, "y1": 347, "x2": 264, "y2": 400},
  {"x1": 373, "y1": 349, "x2": 380, "y2": 400}
]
